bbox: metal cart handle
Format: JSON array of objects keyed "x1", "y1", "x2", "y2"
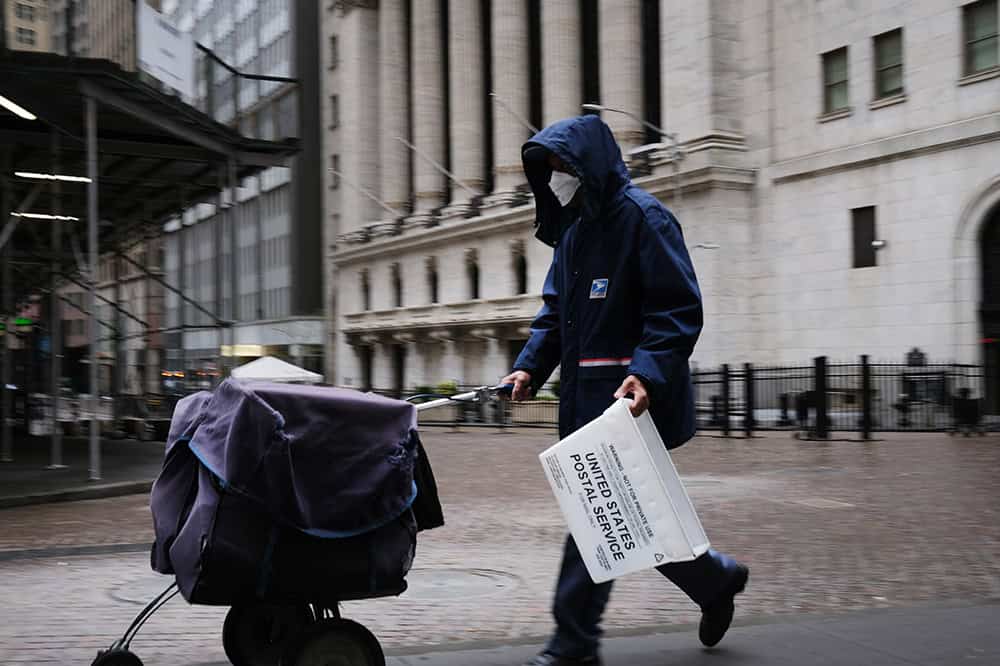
[{"x1": 411, "y1": 384, "x2": 514, "y2": 412}]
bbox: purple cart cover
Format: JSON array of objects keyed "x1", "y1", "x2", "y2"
[
  {"x1": 149, "y1": 382, "x2": 432, "y2": 602},
  {"x1": 157, "y1": 380, "x2": 420, "y2": 537}
]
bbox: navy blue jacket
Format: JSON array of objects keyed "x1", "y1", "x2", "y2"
[{"x1": 513, "y1": 116, "x2": 703, "y2": 448}]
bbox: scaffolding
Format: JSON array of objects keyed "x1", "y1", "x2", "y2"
[{"x1": 0, "y1": 51, "x2": 299, "y2": 479}]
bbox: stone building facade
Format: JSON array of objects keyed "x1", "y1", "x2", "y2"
[
  {"x1": 4, "y1": 0, "x2": 53, "y2": 52},
  {"x1": 324, "y1": 0, "x2": 1000, "y2": 394}
]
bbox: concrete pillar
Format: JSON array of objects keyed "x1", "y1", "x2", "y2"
[
  {"x1": 410, "y1": 0, "x2": 447, "y2": 218},
  {"x1": 430, "y1": 332, "x2": 462, "y2": 385},
  {"x1": 541, "y1": 0, "x2": 582, "y2": 124},
  {"x1": 444, "y1": 0, "x2": 485, "y2": 213},
  {"x1": 340, "y1": 6, "x2": 381, "y2": 232},
  {"x1": 484, "y1": 334, "x2": 508, "y2": 385},
  {"x1": 374, "y1": 342, "x2": 395, "y2": 391},
  {"x1": 599, "y1": 0, "x2": 644, "y2": 151},
  {"x1": 379, "y1": 0, "x2": 411, "y2": 214},
  {"x1": 488, "y1": 0, "x2": 532, "y2": 204}
]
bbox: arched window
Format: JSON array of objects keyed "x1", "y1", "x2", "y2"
[
  {"x1": 391, "y1": 263, "x2": 403, "y2": 308},
  {"x1": 426, "y1": 257, "x2": 439, "y2": 304},
  {"x1": 360, "y1": 269, "x2": 371, "y2": 311},
  {"x1": 466, "y1": 249, "x2": 480, "y2": 300}
]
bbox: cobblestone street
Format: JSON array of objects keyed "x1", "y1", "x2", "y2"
[{"x1": 1, "y1": 429, "x2": 998, "y2": 665}]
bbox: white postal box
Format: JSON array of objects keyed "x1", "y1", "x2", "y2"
[{"x1": 539, "y1": 399, "x2": 710, "y2": 583}]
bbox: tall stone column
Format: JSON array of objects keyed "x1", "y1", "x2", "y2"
[
  {"x1": 340, "y1": 6, "x2": 380, "y2": 231},
  {"x1": 541, "y1": 0, "x2": 582, "y2": 124},
  {"x1": 487, "y1": 0, "x2": 532, "y2": 206},
  {"x1": 430, "y1": 331, "x2": 462, "y2": 385},
  {"x1": 442, "y1": 0, "x2": 485, "y2": 217},
  {"x1": 599, "y1": 0, "x2": 644, "y2": 151},
  {"x1": 380, "y1": 0, "x2": 411, "y2": 216},
  {"x1": 409, "y1": 0, "x2": 448, "y2": 221},
  {"x1": 482, "y1": 332, "x2": 508, "y2": 385}
]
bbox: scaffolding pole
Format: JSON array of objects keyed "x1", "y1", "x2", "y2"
[
  {"x1": 1, "y1": 174, "x2": 11, "y2": 463},
  {"x1": 86, "y1": 95, "x2": 100, "y2": 481},
  {"x1": 49, "y1": 130, "x2": 65, "y2": 468}
]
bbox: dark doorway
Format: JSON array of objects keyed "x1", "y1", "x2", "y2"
[
  {"x1": 393, "y1": 344, "x2": 407, "y2": 398},
  {"x1": 979, "y1": 204, "x2": 1000, "y2": 413},
  {"x1": 507, "y1": 339, "x2": 529, "y2": 370},
  {"x1": 360, "y1": 346, "x2": 374, "y2": 391}
]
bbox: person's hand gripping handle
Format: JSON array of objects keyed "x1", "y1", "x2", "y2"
[{"x1": 501, "y1": 370, "x2": 533, "y2": 402}]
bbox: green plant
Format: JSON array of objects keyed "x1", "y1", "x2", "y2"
[{"x1": 435, "y1": 380, "x2": 458, "y2": 396}]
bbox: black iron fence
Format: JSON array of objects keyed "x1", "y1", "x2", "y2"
[
  {"x1": 693, "y1": 357, "x2": 991, "y2": 437},
  {"x1": 25, "y1": 362, "x2": 992, "y2": 439}
]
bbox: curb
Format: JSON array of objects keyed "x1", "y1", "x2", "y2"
[
  {"x1": 0, "y1": 480, "x2": 153, "y2": 509},
  {"x1": 0, "y1": 541, "x2": 152, "y2": 562}
]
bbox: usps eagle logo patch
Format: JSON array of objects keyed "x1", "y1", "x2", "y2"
[{"x1": 589, "y1": 278, "x2": 609, "y2": 299}]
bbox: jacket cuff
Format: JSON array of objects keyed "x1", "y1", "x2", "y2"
[{"x1": 628, "y1": 370, "x2": 658, "y2": 398}]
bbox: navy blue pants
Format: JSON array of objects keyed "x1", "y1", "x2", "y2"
[{"x1": 546, "y1": 536, "x2": 742, "y2": 659}]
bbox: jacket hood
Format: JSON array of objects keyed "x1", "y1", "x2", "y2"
[{"x1": 522, "y1": 115, "x2": 631, "y2": 246}]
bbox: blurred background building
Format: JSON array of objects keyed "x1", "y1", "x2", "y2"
[
  {"x1": 5, "y1": 0, "x2": 167, "y2": 396},
  {"x1": 4, "y1": 0, "x2": 53, "y2": 53},
  {"x1": 157, "y1": 0, "x2": 324, "y2": 380},
  {"x1": 324, "y1": 0, "x2": 1000, "y2": 395}
]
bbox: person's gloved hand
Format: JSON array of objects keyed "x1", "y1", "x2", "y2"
[
  {"x1": 501, "y1": 370, "x2": 533, "y2": 401},
  {"x1": 614, "y1": 375, "x2": 650, "y2": 417}
]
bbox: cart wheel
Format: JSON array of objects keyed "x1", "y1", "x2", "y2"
[
  {"x1": 281, "y1": 619, "x2": 384, "y2": 666},
  {"x1": 223, "y1": 603, "x2": 314, "y2": 666},
  {"x1": 92, "y1": 648, "x2": 144, "y2": 666}
]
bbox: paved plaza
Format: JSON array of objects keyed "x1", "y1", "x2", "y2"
[{"x1": 0, "y1": 429, "x2": 998, "y2": 665}]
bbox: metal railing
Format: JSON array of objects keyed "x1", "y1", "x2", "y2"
[
  {"x1": 692, "y1": 357, "x2": 992, "y2": 437},
  {"x1": 371, "y1": 385, "x2": 560, "y2": 428},
  {"x1": 22, "y1": 359, "x2": 993, "y2": 439}
]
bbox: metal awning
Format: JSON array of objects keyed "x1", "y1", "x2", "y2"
[
  {"x1": 0, "y1": 50, "x2": 299, "y2": 301},
  {"x1": 0, "y1": 50, "x2": 301, "y2": 478}
]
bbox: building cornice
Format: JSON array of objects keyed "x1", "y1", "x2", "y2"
[
  {"x1": 332, "y1": 162, "x2": 757, "y2": 264},
  {"x1": 771, "y1": 111, "x2": 1000, "y2": 184},
  {"x1": 332, "y1": 205, "x2": 537, "y2": 265},
  {"x1": 342, "y1": 295, "x2": 540, "y2": 338}
]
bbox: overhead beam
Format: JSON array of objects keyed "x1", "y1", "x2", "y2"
[
  {"x1": 116, "y1": 250, "x2": 227, "y2": 327},
  {"x1": 79, "y1": 79, "x2": 233, "y2": 159}
]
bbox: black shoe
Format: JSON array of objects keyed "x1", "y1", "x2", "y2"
[
  {"x1": 699, "y1": 564, "x2": 749, "y2": 647},
  {"x1": 522, "y1": 652, "x2": 602, "y2": 666}
]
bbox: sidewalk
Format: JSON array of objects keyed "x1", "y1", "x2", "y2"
[
  {"x1": 0, "y1": 434, "x2": 164, "y2": 508},
  {"x1": 373, "y1": 601, "x2": 1000, "y2": 665},
  {"x1": 1, "y1": 429, "x2": 998, "y2": 665}
]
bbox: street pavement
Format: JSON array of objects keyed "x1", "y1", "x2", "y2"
[
  {"x1": 0, "y1": 435, "x2": 163, "y2": 508},
  {"x1": 0, "y1": 428, "x2": 998, "y2": 665}
]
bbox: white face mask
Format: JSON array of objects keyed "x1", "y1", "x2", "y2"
[{"x1": 549, "y1": 170, "x2": 581, "y2": 207}]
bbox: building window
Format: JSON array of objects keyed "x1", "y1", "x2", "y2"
[
  {"x1": 15, "y1": 27, "x2": 37, "y2": 46},
  {"x1": 964, "y1": 0, "x2": 999, "y2": 75},
  {"x1": 391, "y1": 263, "x2": 403, "y2": 308},
  {"x1": 329, "y1": 35, "x2": 339, "y2": 69},
  {"x1": 512, "y1": 242, "x2": 528, "y2": 295},
  {"x1": 15, "y1": 3, "x2": 35, "y2": 21},
  {"x1": 426, "y1": 257, "x2": 439, "y2": 304},
  {"x1": 329, "y1": 94, "x2": 339, "y2": 129},
  {"x1": 852, "y1": 207, "x2": 877, "y2": 268},
  {"x1": 360, "y1": 270, "x2": 371, "y2": 311},
  {"x1": 466, "y1": 250, "x2": 480, "y2": 301},
  {"x1": 874, "y1": 29, "x2": 904, "y2": 99},
  {"x1": 822, "y1": 47, "x2": 849, "y2": 113},
  {"x1": 330, "y1": 155, "x2": 340, "y2": 189}
]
